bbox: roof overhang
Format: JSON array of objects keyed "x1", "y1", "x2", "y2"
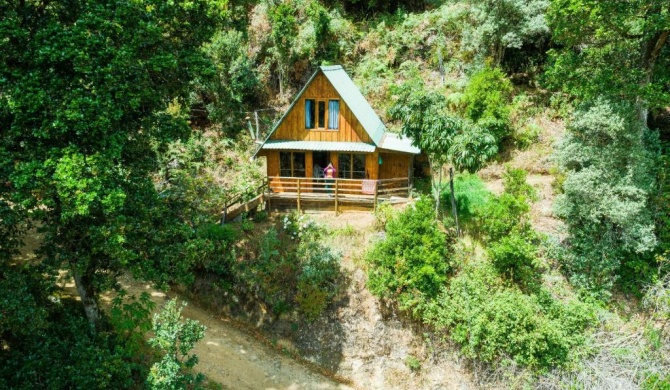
[
  {"x1": 378, "y1": 133, "x2": 421, "y2": 154},
  {"x1": 259, "y1": 140, "x2": 376, "y2": 153}
]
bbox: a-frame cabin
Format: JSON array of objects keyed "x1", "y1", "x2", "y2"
[{"x1": 255, "y1": 65, "x2": 420, "y2": 211}]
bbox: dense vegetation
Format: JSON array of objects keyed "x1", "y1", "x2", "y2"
[{"x1": 1, "y1": 0, "x2": 669, "y2": 388}]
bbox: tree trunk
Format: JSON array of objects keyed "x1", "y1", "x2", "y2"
[
  {"x1": 638, "y1": 29, "x2": 669, "y2": 127},
  {"x1": 435, "y1": 163, "x2": 442, "y2": 218},
  {"x1": 71, "y1": 266, "x2": 101, "y2": 332},
  {"x1": 449, "y1": 167, "x2": 461, "y2": 237}
]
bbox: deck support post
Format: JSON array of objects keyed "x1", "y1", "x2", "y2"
[
  {"x1": 334, "y1": 179, "x2": 339, "y2": 216},
  {"x1": 266, "y1": 177, "x2": 272, "y2": 214},
  {"x1": 374, "y1": 180, "x2": 379, "y2": 211},
  {"x1": 297, "y1": 178, "x2": 301, "y2": 213}
]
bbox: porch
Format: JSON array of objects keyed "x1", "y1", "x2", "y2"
[
  {"x1": 267, "y1": 176, "x2": 411, "y2": 214},
  {"x1": 220, "y1": 177, "x2": 411, "y2": 223}
]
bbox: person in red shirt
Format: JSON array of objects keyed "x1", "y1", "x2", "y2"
[{"x1": 324, "y1": 162, "x2": 336, "y2": 194}]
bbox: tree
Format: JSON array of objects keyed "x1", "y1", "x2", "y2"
[
  {"x1": 191, "y1": 29, "x2": 260, "y2": 134},
  {"x1": 547, "y1": 0, "x2": 670, "y2": 126},
  {"x1": 0, "y1": 0, "x2": 224, "y2": 330},
  {"x1": 147, "y1": 299, "x2": 206, "y2": 390},
  {"x1": 458, "y1": 0, "x2": 551, "y2": 66},
  {"x1": 554, "y1": 100, "x2": 658, "y2": 293},
  {"x1": 389, "y1": 77, "x2": 497, "y2": 221},
  {"x1": 269, "y1": 1, "x2": 298, "y2": 96}
]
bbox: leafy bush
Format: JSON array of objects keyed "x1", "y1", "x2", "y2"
[
  {"x1": 502, "y1": 166, "x2": 537, "y2": 201},
  {"x1": 147, "y1": 299, "x2": 206, "y2": 389},
  {"x1": 463, "y1": 65, "x2": 513, "y2": 142},
  {"x1": 367, "y1": 198, "x2": 454, "y2": 312},
  {"x1": 475, "y1": 193, "x2": 530, "y2": 242},
  {"x1": 422, "y1": 265, "x2": 596, "y2": 368},
  {"x1": 232, "y1": 213, "x2": 342, "y2": 320},
  {"x1": 488, "y1": 229, "x2": 541, "y2": 286}
]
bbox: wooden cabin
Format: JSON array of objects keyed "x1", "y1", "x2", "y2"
[{"x1": 254, "y1": 65, "x2": 420, "y2": 211}]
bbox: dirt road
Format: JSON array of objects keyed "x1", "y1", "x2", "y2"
[{"x1": 117, "y1": 275, "x2": 353, "y2": 390}]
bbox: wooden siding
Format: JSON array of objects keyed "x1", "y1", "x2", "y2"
[
  {"x1": 379, "y1": 153, "x2": 411, "y2": 180},
  {"x1": 270, "y1": 72, "x2": 372, "y2": 143}
]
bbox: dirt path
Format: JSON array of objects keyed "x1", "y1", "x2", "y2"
[
  {"x1": 19, "y1": 231, "x2": 351, "y2": 390},
  {"x1": 116, "y1": 274, "x2": 354, "y2": 390}
]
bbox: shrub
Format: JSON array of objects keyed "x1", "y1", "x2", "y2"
[
  {"x1": 367, "y1": 198, "x2": 453, "y2": 312},
  {"x1": 422, "y1": 265, "x2": 596, "y2": 368},
  {"x1": 502, "y1": 166, "x2": 537, "y2": 201},
  {"x1": 475, "y1": 193, "x2": 530, "y2": 242},
  {"x1": 232, "y1": 214, "x2": 342, "y2": 320},
  {"x1": 488, "y1": 229, "x2": 540, "y2": 287},
  {"x1": 463, "y1": 65, "x2": 513, "y2": 142}
]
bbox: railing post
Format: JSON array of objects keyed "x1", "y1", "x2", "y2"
[
  {"x1": 266, "y1": 177, "x2": 271, "y2": 213},
  {"x1": 334, "y1": 179, "x2": 339, "y2": 216},
  {"x1": 297, "y1": 178, "x2": 301, "y2": 213},
  {"x1": 374, "y1": 180, "x2": 379, "y2": 211}
]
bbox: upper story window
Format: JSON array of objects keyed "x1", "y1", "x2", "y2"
[
  {"x1": 328, "y1": 100, "x2": 339, "y2": 129},
  {"x1": 305, "y1": 98, "x2": 340, "y2": 130},
  {"x1": 305, "y1": 99, "x2": 315, "y2": 129}
]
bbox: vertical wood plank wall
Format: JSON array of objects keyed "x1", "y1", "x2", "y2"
[
  {"x1": 270, "y1": 72, "x2": 372, "y2": 143},
  {"x1": 379, "y1": 153, "x2": 411, "y2": 180}
]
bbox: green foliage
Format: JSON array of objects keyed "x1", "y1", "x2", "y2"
[
  {"x1": 367, "y1": 198, "x2": 453, "y2": 312},
  {"x1": 475, "y1": 193, "x2": 530, "y2": 242},
  {"x1": 0, "y1": 0, "x2": 223, "y2": 330},
  {"x1": 554, "y1": 100, "x2": 658, "y2": 293},
  {"x1": 457, "y1": 0, "x2": 551, "y2": 67},
  {"x1": 233, "y1": 213, "x2": 342, "y2": 320},
  {"x1": 192, "y1": 29, "x2": 260, "y2": 133},
  {"x1": 389, "y1": 77, "x2": 498, "y2": 173},
  {"x1": 440, "y1": 173, "x2": 492, "y2": 221},
  {"x1": 405, "y1": 355, "x2": 422, "y2": 371},
  {"x1": 373, "y1": 202, "x2": 396, "y2": 230},
  {"x1": 147, "y1": 299, "x2": 206, "y2": 390},
  {"x1": 110, "y1": 291, "x2": 157, "y2": 357},
  {"x1": 488, "y1": 230, "x2": 541, "y2": 286},
  {"x1": 463, "y1": 65, "x2": 514, "y2": 142},
  {"x1": 0, "y1": 297, "x2": 140, "y2": 389},
  {"x1": 422, "y1": 264, "x2": 596, "y2": 368},
  {"x1": 502, "y1": 166, "x2": 537, "y2": 201},
  {"x1": 546, "y1": 0, "x2": 670, "y2": 110}
]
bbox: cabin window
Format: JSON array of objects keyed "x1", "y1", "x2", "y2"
[
  {"x1": 305, "y1": 99, "x2": 315, "y2": 129},
  {"x1": 317, "y1": 100, "x2": 326, "y2": 128},
  {"x1": 279, "y1": 152, "x2": 306, "y2": 177},
  {"x1": 338, "y1": 153, "x2": 366, "y2": 179},
  {"x1": 328, "y1": 100, "x2": 339, "y2": 129}
]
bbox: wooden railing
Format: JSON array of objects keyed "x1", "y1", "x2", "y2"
[
  {"x1": 220, "y1": 179, "x2": 268, "y2": 224},
  {"x1": 268, "y1": 176, "x2": 410, "y2": 213}
]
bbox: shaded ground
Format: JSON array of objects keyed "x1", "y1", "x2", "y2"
[
  {"x1": 116, "y1": 274, "x2": 353, "y2": 390},
  {"x1": 19, "y1": 231, "x2": 351, "y2": 390}
]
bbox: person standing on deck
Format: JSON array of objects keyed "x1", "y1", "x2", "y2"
[{"x1": 324, "y1": 162, "x2": 336, "y2": 194}]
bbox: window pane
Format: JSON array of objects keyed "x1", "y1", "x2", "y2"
[
  {"x1": 280, "y1": 152, "x2": 292, "y2": 177},
  {"x1": 328, "y1": 100, "x2": 339, "y2": 129},
  {"x1": 352, "y1": 154, "x2": 366, "y2": 179},
  {"x1": 317, "y1": 101, "x2": 326, "y2": 128},
  {"x1": 338, "y1": 153, "x2": 351, "y2": 179},
  {"x1": 293, "y1": 152, "x2": 305, "y2": 177},
  {"x1": 305, "y1": 99, "x2": 315, "y2": 129}
]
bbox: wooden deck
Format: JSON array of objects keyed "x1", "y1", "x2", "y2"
[
  {"x1": 221, "y1": 177, "x2": 411, "y2": 222},
  {"x1": 267, "y1": 177, "x2": 411, "y2": 213}
]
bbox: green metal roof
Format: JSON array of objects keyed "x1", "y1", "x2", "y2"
[
  {"x1": 262, "y1": 140, "x2": 375, "y2": 153},
  {"x1": 255, "y1": 65, "x2": 393, "y2": 158},
  {"x1": 378, "y1": 133, "x2": 421, "y2": 154},
  {"x1": 320, "y1": 65, "x2": 386, "y2": 145}
]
